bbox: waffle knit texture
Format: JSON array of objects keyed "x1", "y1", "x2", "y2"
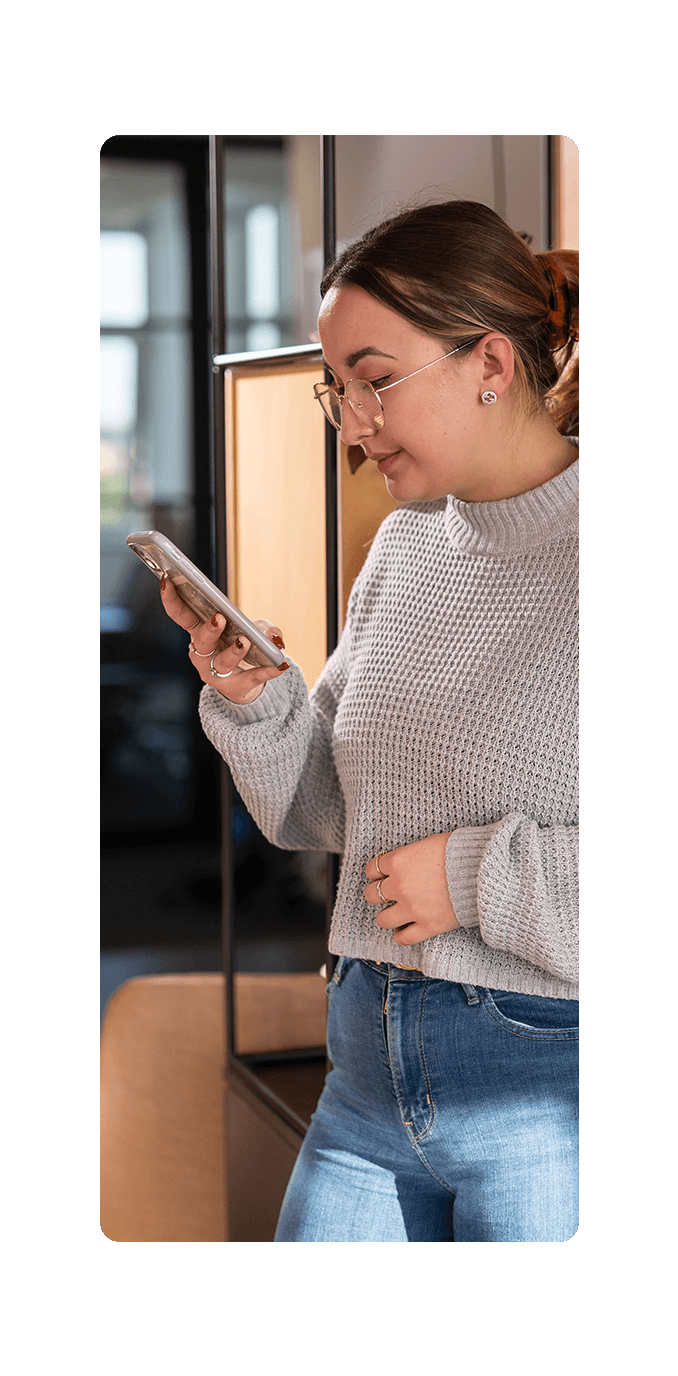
[{"x1": 200, "y1": 456, "x2": 579, "y2": 999}]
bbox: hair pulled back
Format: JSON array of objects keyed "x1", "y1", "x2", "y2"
[{"x1": 321, "y1": 201, "x2": 578, "y2": 437}]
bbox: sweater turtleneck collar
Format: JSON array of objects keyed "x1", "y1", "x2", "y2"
[{"x1": 443, "y1": 447, "x2": 578, "y2": 556}]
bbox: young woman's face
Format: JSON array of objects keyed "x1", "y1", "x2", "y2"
[{"x1": 317, "y1": 284, "x2": 487, "y2": 502}]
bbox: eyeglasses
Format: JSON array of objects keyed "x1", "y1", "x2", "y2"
[{"x1": 313, "y1": 340, "x2": 474, "y2": 434}]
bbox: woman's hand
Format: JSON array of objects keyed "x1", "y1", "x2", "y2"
[
  {"x1": 364, "y1": 834, "x2": 460, "y2": 947},
  {"x1": 160, "y1": 576, "x2": 290, "y2": 704}
]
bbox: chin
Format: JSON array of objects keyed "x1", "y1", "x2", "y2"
[{"x1": 384, "y1": 473, "x2": 447, "y2": 502}]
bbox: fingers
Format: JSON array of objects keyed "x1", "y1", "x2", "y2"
[
  {"x1": 192, "y1": 613, "x2": 289, "y2": 702},
  {"x1": 364, "y1": 879, "x2": 400, "y2": 933},
  {"x1": 391, "y1": 923, "x2": 418, "y2": 945},
  {"x1": 365, "y1": 874, "x2": 418, "y2": 940},
  {"x1": 364, "y1": 851, "x2": 393, "y2": 883},
  {"x1": 159, "y1": 581, "x2": 290, "y2": 700},
  {"x1": 160, "y1": 575, "x2": 205, "y2": 630},
  {"x1": 364, "y1": 852, "x2": 396, "y2": 913},
  {"x1": 240, "y1": 621, "x2": 287, "y2": 670},
  {"x1": 363, "y1": 852, "x2": 412, "y2": 937},
  {"x1": 188, "y1": 614, "x2": 241, "y2": 668},
  {"x1": 256, "y1": 619, "x2": 286, "y2": 650}
]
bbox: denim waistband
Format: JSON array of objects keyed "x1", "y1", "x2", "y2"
[
  {"x1": 359, "y1": 957, "x2": 437, "y2": 983},
  {"x1": 355, "y1": 959, "x2": 480, "y2": 1003}
]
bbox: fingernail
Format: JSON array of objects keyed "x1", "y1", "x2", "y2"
[
  {"x1": 211, "y1": 614, "x2": 220, "y2": 627},
  {"x1": 235, "y1": 637, "x2": 244, "y2": 650},
  {"x1": 279, "y1": 661, "x2": 289, "y2": 671},
  {"x1": 160, "y1": 575, "x2": 166, "y2": 591},
  {"x1": 271, "y1": 634, "x2": 285, "y2": 649}
]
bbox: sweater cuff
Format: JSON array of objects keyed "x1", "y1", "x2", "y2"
[
  {"x1": 445, "y1": 827, "x2": 489, "y2": 929},
  {"x1": 199, "y1": 661, "x2": 301, "y2": 725}
]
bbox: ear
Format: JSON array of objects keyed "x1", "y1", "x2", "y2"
[{"x1": 477, "y1": 333, "x2": 515, "y2": 398}]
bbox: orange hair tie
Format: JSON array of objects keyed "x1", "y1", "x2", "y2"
[{"x1": 539, "y1": 256, "x2": 579, "y2": 350}]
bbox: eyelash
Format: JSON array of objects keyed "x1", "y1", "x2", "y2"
[{"x1": 334, "y1": 375, "x2": 392, "y2": 396}]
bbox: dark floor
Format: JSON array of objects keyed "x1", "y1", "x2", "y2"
[{"x1": 100, "y1": 839, "x2": 328, "y2": 1024}]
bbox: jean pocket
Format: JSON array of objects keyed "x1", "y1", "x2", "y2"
[
  {"x1": 480, "y1": 988, "x2": 579, "y2": 1040},
  {"x1": 325, "y1": 955, "x2": 355, "y2": 1007}
]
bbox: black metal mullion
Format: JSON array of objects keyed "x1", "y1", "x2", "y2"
[
  {"x1": 321, "y1": 135, "x2": 340, "y2": 982},
  {"x1": 209, "y1": 136, "x2": 237, "y2": 1068}
]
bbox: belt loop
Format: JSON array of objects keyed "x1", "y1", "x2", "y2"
[
  {"x1": 461, "y1": 983, "x2": 479, "y2": 1004},
  {"x1": 333, "y1": 954, "x2": 348, "y2": 985}
]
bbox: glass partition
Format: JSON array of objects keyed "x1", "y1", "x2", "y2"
[{"x1": 100, "y1": 157, "x2": 196, "y2": 836}]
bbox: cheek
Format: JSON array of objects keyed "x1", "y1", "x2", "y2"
[
  {"x1": 404, "y1": 391, "x2": 459, "y2": 441},
  {"x1": 404, "y1": 422, "x2": 457, "y2": 467}
]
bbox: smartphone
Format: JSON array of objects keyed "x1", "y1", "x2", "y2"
[{"x1": 126, "y1": 530, "x2": 286, "y2": 669}]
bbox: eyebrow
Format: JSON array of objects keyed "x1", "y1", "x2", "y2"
[{"x1": 322, "y1": 345, "x2": 398, "y2": 373}]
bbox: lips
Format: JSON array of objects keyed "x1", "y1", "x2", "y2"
[
  {"x1": 368, "y1": 449, "x2": 402, "y2": 470},
  {"x1": 371, "y1": 454, "x2": 398, "y2": 476}
]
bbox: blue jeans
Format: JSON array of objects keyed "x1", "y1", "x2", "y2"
[{"x1": 275, "y1": 957, "x2": 578, "y2": 1242}]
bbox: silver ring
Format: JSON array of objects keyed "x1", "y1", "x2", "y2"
[
  {"x1": 189, "y1": 643, "x2": 215, "y2": 658},
  {"x1": 210, "y1": 652, "x2": 234, "y2": 679},
  {"x1": 375, "y1": 852, "x2": 388, "y2": 877}
]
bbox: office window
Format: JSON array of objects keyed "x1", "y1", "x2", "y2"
[
  {"x1": 99, "y1": 135, "x2": 313, "y2": 853},
  {"x1": 100, "y1": 158, "x2": 195, "y2": 831},
  {"x1": 224, "y1": 145, "x2": 298, "y2": 353}
]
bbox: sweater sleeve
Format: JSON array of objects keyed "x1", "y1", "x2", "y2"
[
  {"x1": 444, "y1": 816, "x2": 578, "y2": 985},
  {"x1": 197, "y1": 631, "x2": 350, "y2": 855}
]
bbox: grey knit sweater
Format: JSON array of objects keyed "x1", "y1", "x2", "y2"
[{"x1": 200, "y1": 456, "x2": 579, "y2": 999}]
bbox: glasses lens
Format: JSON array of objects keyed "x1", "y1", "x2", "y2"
[
  {"x1": 315, "y1": 386, "x2": 342, "y2": 429},
  {"x1": 314, "y1": 380, "x2": 385, "y2": 432},
  {"x1": 347, "y1": 380, "x2": 384, "y2": 430}
]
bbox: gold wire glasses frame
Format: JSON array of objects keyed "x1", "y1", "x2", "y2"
[{"x1": 313, "y1": 340, "x2": 475, "y2": 434}]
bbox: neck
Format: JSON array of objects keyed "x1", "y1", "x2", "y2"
[
  {"x1": 463, "y1": 411, "x2": 576, "y2": 503},
  {"x1": 444, "y1": 453, "x2": 578, "y2": 555}
]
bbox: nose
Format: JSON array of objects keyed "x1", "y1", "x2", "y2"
[{"x1": 338, "y1": 395, "x2": 376, "y2": 445}]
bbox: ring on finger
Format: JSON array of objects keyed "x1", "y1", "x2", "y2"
[
  {"x1": 371, "y1": 875, "x2": 393, "y2": 908},
  {"x1": 187, "y1": 617, "x2": 202, "y2": 630},
  {"x1": 375, "y1": 852, "x2": 388, "y2": 877},
  {"x1": 189, "y1": 642, "x2": 216, "y2": 658},
  {"x1": 210, "y1": 651, "x2": 235, "y2": 679}
]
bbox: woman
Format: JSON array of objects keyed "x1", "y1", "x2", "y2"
[{"x1": 162, "y1": 200, "x2": 579, "y2": 1242}]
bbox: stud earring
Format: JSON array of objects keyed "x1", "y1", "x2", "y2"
[{"x1": 481, "y1": 391, "x2": 498, "y2": 405}]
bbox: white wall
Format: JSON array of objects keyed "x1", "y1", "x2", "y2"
[{"x1": 288, "y1": 135, "x2": 549, "y2": 343}]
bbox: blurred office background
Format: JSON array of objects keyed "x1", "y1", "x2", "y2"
[
  {"x1": 100, "y1": 136, "x2": 329, "y2": 1020},
  {"x1": 100, "y1": 135, "x2": 577, "y2": 1020}
]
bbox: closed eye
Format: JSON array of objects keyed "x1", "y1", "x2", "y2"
[{"x1": 333, "y1": 375, "x2": 392, "y2": 397}]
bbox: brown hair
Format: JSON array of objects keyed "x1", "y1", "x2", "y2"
[{"x1": 321, "y1": 201, "x2": 578, "y2": 437}]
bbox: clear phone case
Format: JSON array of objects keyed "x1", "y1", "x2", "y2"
[{"x1": 126, "y1": 531, "x2": 286, "y2": 669}]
